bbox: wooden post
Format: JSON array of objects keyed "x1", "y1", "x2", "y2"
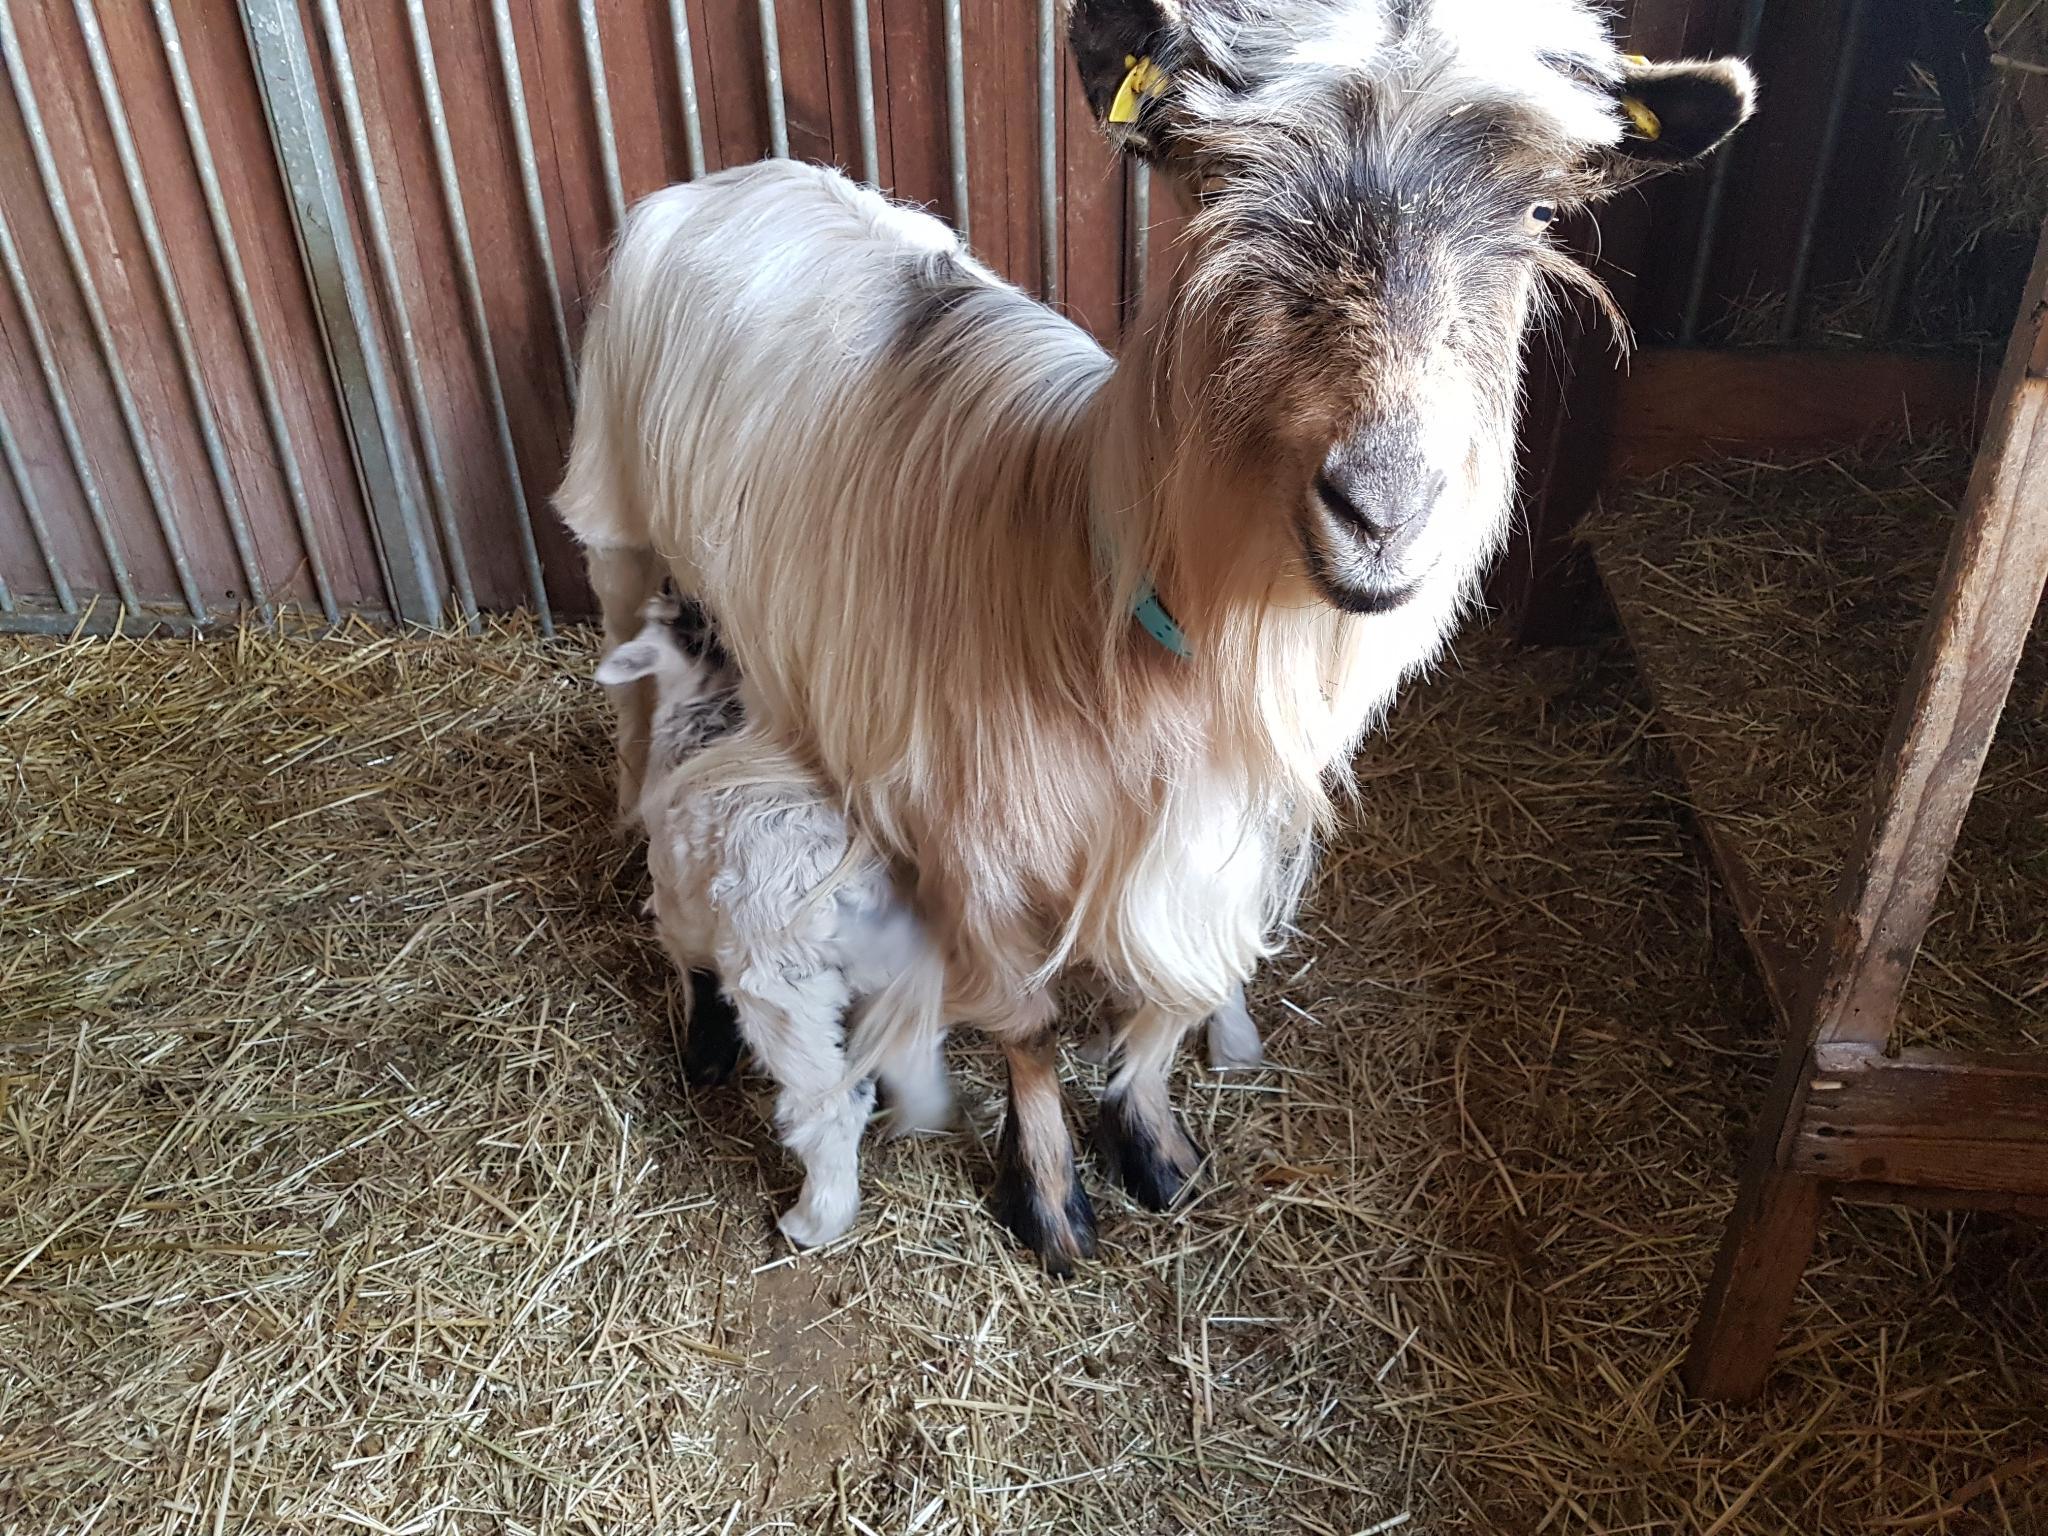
[{"x1": 1682, "y1": 214, "x2": 2048, "y2": 1401}]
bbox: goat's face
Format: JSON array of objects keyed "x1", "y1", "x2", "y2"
[{"x1": 1071, "y1": 0, "x2": 1754, "y2": 613}]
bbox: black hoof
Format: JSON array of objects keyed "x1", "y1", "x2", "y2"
[
  {"x1": 680, "y1": 969, "x2": 744, "y2": 1087},
  {"x1": 1095, "y1": 1092, "x2": 1203, "y2": 1211},
  {"x1": 989, "y1": 1115, "x2": 1099, "y2": 1277}
]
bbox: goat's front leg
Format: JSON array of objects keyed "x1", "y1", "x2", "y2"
[
  {"x1": 585, "y1": 543, "x2": 665, "y2": 825},
  {"x1": 989, "y1": 1017, "x2": 1098, "y2": 1276},
  {"x1": 1095, "y1": 1002, "x2": 1208, "y2": 1211},
  {"x1": 729, "y1": 966, "x2": 872, "y2": 1248}
]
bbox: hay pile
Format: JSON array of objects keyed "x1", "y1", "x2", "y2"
[
  {"x1": 1592, "y1": 437, "x2": 2048, "y2": 1052},
  {"x1": 3, "y1": 612, "x2": 2044, "y2": 1532}
]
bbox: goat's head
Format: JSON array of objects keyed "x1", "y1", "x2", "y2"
[
  {"x1": 1071, "y1": 0, "x2": 1754, "y2": 614},
  {"x1": 595, "y1": 589, "x2": 742, "y2": 761}
]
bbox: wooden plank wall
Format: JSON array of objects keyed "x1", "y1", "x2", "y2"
[{"x1": 0, "y1": 0, "x2": 1131, "y2": 622}]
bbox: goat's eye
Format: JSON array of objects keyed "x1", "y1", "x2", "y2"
[{"x1": 1522, "y1": 202, "x2": 1556, "y2": 236}]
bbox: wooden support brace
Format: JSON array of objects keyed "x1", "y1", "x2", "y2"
[
  {"x1": 1792, "y1": 1045, "x2": 2048, "y2": 1195},
  {"x1": 1683, "y1": 213, "x2": 2048, "y2": 1403}
]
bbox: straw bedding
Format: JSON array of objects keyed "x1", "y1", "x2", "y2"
[
  {"x1": 3, "y1": 603, "x2": 2044, "y2": 1533},
  {"x1": 1591, "y1": 438, "x2": 2048, "y2": 1053}
]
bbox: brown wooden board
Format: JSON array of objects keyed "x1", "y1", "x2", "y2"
[{"x1": 1793, "y1": 1044, "x2": 2048, "y2": 1193}]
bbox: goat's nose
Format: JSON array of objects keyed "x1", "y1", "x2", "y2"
[{"x1": 1314, "y1": 460, "x2": 1445, "y2": 553}]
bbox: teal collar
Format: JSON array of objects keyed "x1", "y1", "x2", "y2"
[
  {"x1": 1094, "y1": 507, "x2": 1191, "y2": 660},
  {"x1": 1131, "y1": 576, "x2": 1191, "y2": 659}
]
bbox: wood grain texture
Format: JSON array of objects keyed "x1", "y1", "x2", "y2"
[
  {"x1": 1793, "y1": 1044, "x2": 2048, "y2": 1192},
  {"x1": 1606, "y1": 349, "x2": 1991, "y2": 476}
]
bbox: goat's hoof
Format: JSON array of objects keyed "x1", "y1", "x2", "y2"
[
  {"x1": 1095, "y1": 1093, "x2": 1204, "y2": 1212},
  {"x1": 777, "y1": 1192, "x2": 858, "y2": 1250},
  {"x1": 989, "y1": 1157, "x2": 1098, "y2": 1277},
  {"x1": 1204, "y1": 1001, "x2": 1265, "y2": 1072},
  {"x1": 878, "y1": 1077, "x2": 955, "y2": 1139},
  {"x1": 680, "y1": 1029, "x2": 743, "y2": 1088}
]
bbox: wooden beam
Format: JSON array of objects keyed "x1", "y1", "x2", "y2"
[
  {"x1": 1791, "y1": 1044, "x2": 2048, "y2": 1193},
  {"x1": 1607, "y1": 348, "x2": 1990, "y2": 476},
  {"x1": 1684, "y1": 213, "x2": 2048, "y2": 1403},
  {"x1": 1792, "y1": 220, "x2": 2048, "y2": 1066}
]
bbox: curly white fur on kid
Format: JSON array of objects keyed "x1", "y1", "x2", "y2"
[{"x1": 598, "y1": 594, "x2": 950, "y2": 1247}]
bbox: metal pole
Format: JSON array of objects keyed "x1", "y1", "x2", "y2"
[
  {"x1": 579, "y1": 0, "x2": 626, "y2": 227},
  {"x1": 490, "y1": 0, "x2": 577, "y2": 397},
  {"x1": 0, "y1": 0, "x2": 205, "y2": 619},
  {"x1": 404, "y1": 0, "x2": 556, "y2": 635},
  {"x1": 0, "y1": 204, "x2": 137, "y2": 611},
  {"x1": 1779, "y1": 0, "x2": 1867, "y2": 345},
  {"x1": 1037, "y1": 0, "x2": 1059, "y2": 304},
  {"x1": 239, "y1": 0, "x2": 441, "y2": 627},
  {"x1": 669, "y1": 0, "x2": 707, "y2": 178},
  {"x1": 75, "y1": 0, "x2": 272, "y2": 621},
  {"x1": 848, "y1": 0, "x2": 879, "y2": 186},
  {"x1": 1677, "y1": 0, "x2": 1770, "y2": 344},
  {"x1": 319, "y1": 0, "x2": 480, "y2": 630},
  {"x1": 0, "y1": 402, "x2": 75, "y2": 613},
  {"x1": 759, "y1": 0, "x2": 789, "y2": 158},
  {"x1": 152, "y1": 0, "x2": 337, "y2": 624},
  {"x1": 943, "y1": 0, "x2": 968, "y2": 237}
]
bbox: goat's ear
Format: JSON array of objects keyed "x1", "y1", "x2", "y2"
[
  {"x1": 1608, "y1": 57, "x2": 1756, "y2": 167},
  {"x1": 1068, "y1": 0, "x2": 1195, "y2": 155},
  {"x1": 595, "y1": 640, "x2": 661, "y2": 687}
]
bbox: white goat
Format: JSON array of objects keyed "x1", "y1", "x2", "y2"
[
  {"x1": 562, "y1": 0, "x2": 1754, "y2": 1269},
  {"x1": 597, "y1": 593, "x2": 950, "y2": 1247}
]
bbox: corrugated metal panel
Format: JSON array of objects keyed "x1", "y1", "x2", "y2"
[{"x1": 0, "y1": 0, "x2": 1135, "y2": 631}]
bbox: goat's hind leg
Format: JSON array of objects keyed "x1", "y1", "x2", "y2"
[
  {"x1": 1095, "y1": 1003, "x2": 1207, "y2": 1211},
  {"x1": 586, "y1": 544, "x2": 666, "y2": 825},
  {"x1": 989, "y1": 1011, "x2": 1097, "y2": 1276}
]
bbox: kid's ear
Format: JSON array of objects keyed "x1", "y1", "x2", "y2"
[{"x1": 595, "y1": 640, "x2": 661, "y2": 687}]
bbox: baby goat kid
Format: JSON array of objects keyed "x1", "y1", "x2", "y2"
[{"x1": 596, "y1": 593, "x2": 951, "y2": 1247}]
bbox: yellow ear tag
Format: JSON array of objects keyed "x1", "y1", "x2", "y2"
[
  {"x1": 1109, "y1": 54, "x2": 1169, "y2": 125},
  {"x1": 1620, "y1": 94, "x2": 1661, "y2": 140}
]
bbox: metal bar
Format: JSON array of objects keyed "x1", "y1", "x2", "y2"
[
  {"x1": 1037, "y1": 0, "x2": 1059, "y2": 304},
  {"x1": 0, "y1": 206, "x2": 134, "y2": 611},
  {"x1": 490, "y1": 0, "x2": 577, "y2": 397},
  {"x1": 152, "y1": 0, "x2": 337, "y2": 624},
  {"x1": 943, "y1": 0, "x2": 968, "y2": 237},
  {"x1": 1677, "y1": 0, "x2": 1770, "y2": 344},
  {"x1": 848, "y1": 0, "x2": 878, "y2": 186},
  {"x1": 0, "y1": 0, "x2": 205, "y2": 619},
  {"x1": 405, "y1": 0, "x2": 555, "y2": 635},
  {"x1": 578, "y1": 0, "x2": 626, "y2": 228},
  {"x1": 1778, "y1": 0, "x2": 1867, "y2": 345},
  {"x1": 758, "y1": 0, "x2": 789, "y2": 158},
  {"x1": 669, "y1": 0, "x2": 707, "y2": 179},
  {"x1": 239, "y1": 0, "x2": 440, "y2": 627},
  {"x1": 0, "y1": 190, "x2": 138, "y2": 609},
  {"x1": 319, "y1": 0, "x2": 479, "y2": 631},
  {"x1": 0, "y1": 559, "x2": 13, "y2": 614},
  {"x1": 75, "y1": 0, "x2": 272, "y2": 622},
  {"x1": 0, "y1": 402, "x2": 78, "y2": 613}
]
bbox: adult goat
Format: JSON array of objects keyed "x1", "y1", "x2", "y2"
[{"x1": 559, "y1": 0, "x2": 1754, "y2": 1271}]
